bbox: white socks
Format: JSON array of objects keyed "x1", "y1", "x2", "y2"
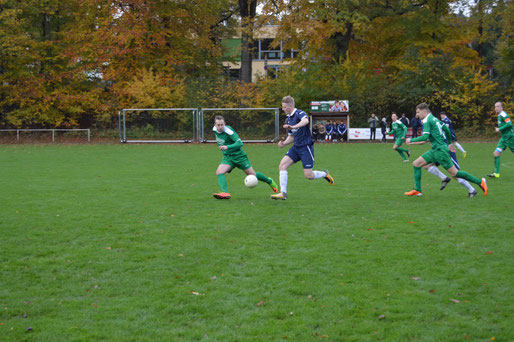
[
  {"x1": 457, "y1": 178, "x2": 475, "y2": 193},
  {"x1": 454, "y1": 142, "x2": 466, "y2": 153},
  {"x1": 312, "y1": 170, "x2": 327, "y2": 179},
  {"x1": 427, "y1": 165, "x2": 447, "y2": 180},
  {"x1": 279, "y1": 170, "x2": 288, "y2": 193}
]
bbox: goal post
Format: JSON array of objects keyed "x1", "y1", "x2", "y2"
[
  {"x1": 118, "y1": 108, "x2": 198, "y2": 143},
  {"x1": 199, "y1": 108, "x2": 279, "y2": 143}
]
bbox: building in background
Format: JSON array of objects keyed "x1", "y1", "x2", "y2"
[{"x1": 222, "y1": 25, "x2": 298, "y2": 82}]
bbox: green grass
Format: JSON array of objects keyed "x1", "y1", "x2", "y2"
[{"x1": 1, "y1": 142, "x2": 512, "y2": 341}]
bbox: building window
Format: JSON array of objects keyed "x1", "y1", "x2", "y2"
[{"x1": 266, "y1": 65, "x2": 281, "y2": 78}]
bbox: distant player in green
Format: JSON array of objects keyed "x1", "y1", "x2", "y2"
[
  {"x1": 404, "y1": 103, "x2": 487, "y2": 197},
  {"x1": 212, "y1": 115, "x2": 278, "y2": 199},
  {"x1": 487, "y1": 101, "x2": 514, "y2": 178},
  {"x1": 390, "y1": 112, "x2": 411, "y2": 162}
]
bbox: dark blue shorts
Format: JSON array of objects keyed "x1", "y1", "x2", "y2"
[
  {"x1": 286, "y1": 144, "x2": 315, "y2": 169},
  {"x1": 451, "y1": 132, "x2": 458, "y2": 142}
]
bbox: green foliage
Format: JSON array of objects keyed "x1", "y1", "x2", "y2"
[{"x1": 0, "y1": 0, "x2": 512, "y2": 130}]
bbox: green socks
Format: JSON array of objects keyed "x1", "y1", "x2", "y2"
[
  {"x1": 217, "y1": 174, "x2": 228, "y2": 192},
  {"x1": 397, "y1": 150, "x2": 407, "y2": 160},
  {"x1": 414, "y1": 166, "x2": 422, "y2": 191},
  {"x1": 256, "y1": 172, "x2": 271, "y2": 184},
  {"x1": 456, "y1": 170, "x2": 481, "y2": 185},
  {"x1": 218, "y1": 172, "x2": 271, "y2": 192},
  {"x1": 494, "y1": 156, "x2": 500, "y2": 173}
]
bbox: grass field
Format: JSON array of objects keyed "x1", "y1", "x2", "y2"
[{"x1": 1, "y1": 142, "x2": 513, "y2": 341}]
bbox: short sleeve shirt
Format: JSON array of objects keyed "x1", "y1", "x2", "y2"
[{"x1": 286, "y1": 109, "x2": 313, "y2": 147}]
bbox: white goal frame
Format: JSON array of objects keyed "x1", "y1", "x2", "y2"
[
  {"x1": 199, "y1": 108, "x2": 280, "y2": 143},
  {"x1": 118, "y1": 108, "x2": 199, "y2": 143}
]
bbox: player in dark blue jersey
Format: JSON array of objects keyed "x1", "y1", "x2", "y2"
[
  {"x1": 271, "y1": 96, "x2": 334, "y2": 200},
  {"x1": 440, "y1": 112, "x2": 467, "y2": 158}
]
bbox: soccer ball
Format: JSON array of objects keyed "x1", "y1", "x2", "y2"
[{"x1": 244, "y1": 175, "x2": 258, "y2": 188}]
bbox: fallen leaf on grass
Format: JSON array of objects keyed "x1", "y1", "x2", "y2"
[
  {"x1": 257, "y1": 300, "x2": 265, "y2": 306},
  {"x1": 191, "y1": 291, "x2": 200, "y2": 295},
  {"x1": 378, "y1": 315, "x2": 386, "y2": 320},
  {"x1": 411, "y1": 277, "x2": 420, "y2": 281},
  {"x1": 408, "y1": 221, "x2": 415, "y2": 224},
  {"x1": 450, "y1": 298, "x2": 460, "y2": 303},
  {"x1": 485, "y1": 251, "x2": 493, "y2": 255},
  {"x1": 105, "y1": 247, "x2": 111, "y2": 250},
  {"x1": 321, "y1": 334, "x2": 328, "y2": 338},
  {"x1": 429, "y1": 289, "x2": 435, "y2": 293}
]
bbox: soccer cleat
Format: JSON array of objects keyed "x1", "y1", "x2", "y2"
[
  {"x1": 271, "y1": 192, "x2": 287, "y2": 200},
  {"x1": 403, "y1": 159, "x2": 409, "y2": 163},
  {"x1": 479, "y1": 178, "x2": 488, "y2": 196},
  {"x1": 323, "y1": 170, "x2": 334, "y2": 185},
  {"x1": 404, "y1": 190, "x2": 422, "y2": 196},
  {"x1": 440, "y1": 177, "x2": 451, "y2": 190},
  {"x1": 463, "y1": 152, "x2": 467, "y2": 159},
  {"x1": 468, "y1": 190, "x2": 478, "y2": 198},
  {"x1": 487, "y1": 172, "x2": 500, "y2": 178},
  {"x1": 268, "y1": 178, "x2": 279, "y2": 193},
  {"x1": 213, "y1": 192, "x2": 231, "y2": 199}
]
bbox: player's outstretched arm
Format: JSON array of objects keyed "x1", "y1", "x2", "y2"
[{"x1": 278, "y1": 135, "x2": 294, "y2": 148}]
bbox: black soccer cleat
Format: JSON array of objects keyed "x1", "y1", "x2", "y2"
[
  {"x1": 440, "y1": 177, "x2": 451, "y2": 190},
  {"x1": 468, "y1": 190, "x2": 478, "y2": 198}
]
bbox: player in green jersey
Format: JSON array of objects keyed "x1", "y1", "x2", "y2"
[
  {"x1": 404, "y1": 103, "x2": 487, "y2": 197},
  {"x1": 212, "y1": 115, "x2": 278, "y2": 199},
  {"x1": 487, "y1": 102, "x2": 514, "y2": 178},
  {"x1": 390, "y1": 113, "x2": 411, "y2": 162}
]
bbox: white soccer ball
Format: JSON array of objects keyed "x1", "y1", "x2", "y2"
[{"x1": 244, "y1": 175, "x2": 258, "y2": 188}]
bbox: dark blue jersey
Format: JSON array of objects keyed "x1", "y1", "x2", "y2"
[
  {"x1": 286, "y1": 109, "x2": 312, "y2": 146},
  {"x1": 442, "y1": 117, "x2": 455, "y2": 135},
  {"x1": 325, "y1": 124, "x2": 334, "y2": 134},
  {"x1": 337, "y1": 124, "x2": 347, "y2": 134}
]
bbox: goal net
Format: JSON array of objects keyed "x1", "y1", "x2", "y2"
[
  {"x1": 119, "y1": 108, "x2": 198, "y2": 143},
  {"x1": 199, "y1": 108, "x2": 279, "y2": 143}
]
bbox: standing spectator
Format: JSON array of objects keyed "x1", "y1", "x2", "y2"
[
  {"x1": 318, "y1": 122, "x2": 326, "y2": 142},
  {"x1": 380, "y1": 117, "x2": 387, "y2": 143},
  {"x1": 336, "y1": 121, "x2": 347, "y2": 142},
  {"x1": 411, "y1": 115, "x2": 420, "y2": 138},
  {"x1": 330, "y1": 101, "x2": 344, "y2": 112},
  {"x1": 368, "y1": 113, "x2": 379, "y2": 141},
  {"x1": 400, "y1": 113, "x2": 410, "y2": 127},
  {"x1": 325, "y1": 121, "x2": 334, "y2": 142},
  {"x1": 312, "y1": 124, "x2": 319, "y2": 142}
]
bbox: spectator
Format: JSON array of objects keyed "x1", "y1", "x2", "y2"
[
  {"x1": 411, "y1": 115, "x2": 420, "y2": 138},
  {"x1": 400, "y1": 113, "x2": 410, "y2": 127},
  {"x1": 330, "y1": 101, "x2": 344, "y2": 112},
  {"x1": 336, "y1": 121, "x2": 347, "y2": 142},
  {"x1": 368, "y1": 113, "x2": 379, "y2": 141},
  {"x1": 381, "y1": 117, "x2": 387, "y2": 143},
  {"x1": 318, "y1": 122, "x2": 326, "y2": 142},
  {"x1": 312, "y1": 124, "x2": 319, "y2": 142},
  {"x1": 325, "y1": 121, "x2": 334, "y2": 142}
]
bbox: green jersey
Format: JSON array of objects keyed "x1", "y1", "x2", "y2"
[
  {"x1": 213, "y1": 125, "x2": 245, "y2": 157},
  {"x1": 497, "y1": 111, "x2": 514, "y2": 138},
  {"x1": 391, "y1": 120, "x2": 407, "y2": 138},
  {"x1": 412, "y1": 113, "x2": 448, "y2": 149}
]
